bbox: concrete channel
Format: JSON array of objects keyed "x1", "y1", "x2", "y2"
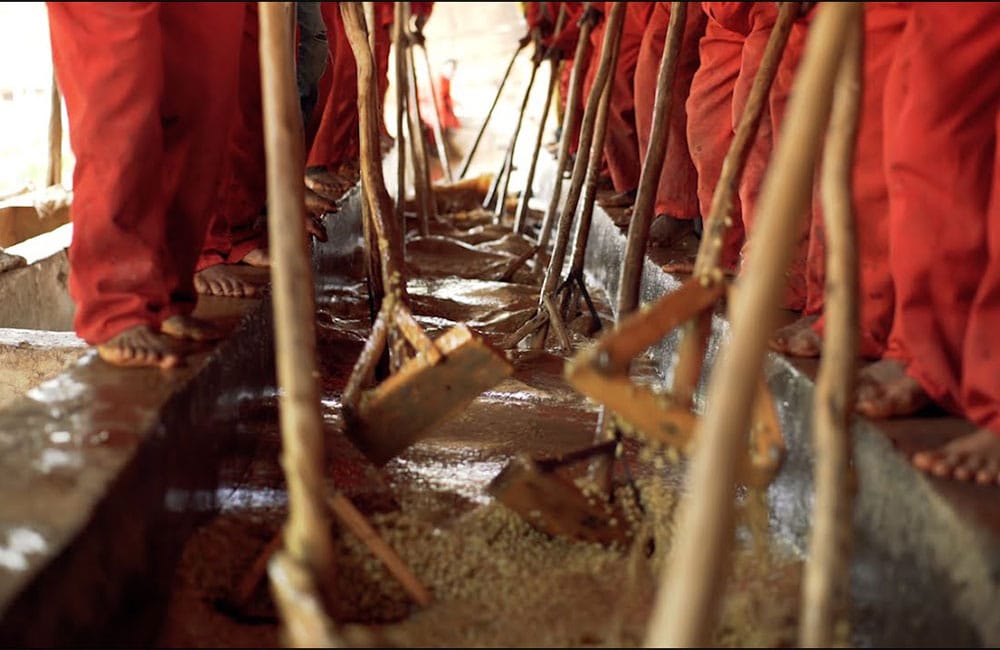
[{"x1": 0, "y1": 175, "x2": 995, "y2": 646}]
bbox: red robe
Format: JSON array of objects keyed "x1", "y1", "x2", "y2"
[
  {"x1": 805, "y1": 3, "x2": 909, "y2": 359},
  {"x1": 633, "y1": 2, "x2": 705, "y2": 221},
  {"x1": 881, "y1": 3, "x2": 1000, "y2": 435},
  {"x1": 47, "y1": 2, "x2": 244, "y2": 343},
  {"x1": 581, "y1": 2, "x2": 655, "y2": 195},
  {"x1": 685, "y1": 2, "x2": 810, "y2": 306}
]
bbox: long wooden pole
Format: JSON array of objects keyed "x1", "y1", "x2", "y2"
[
  {"x1": 492, "y1": 57, "x2": 541, "y2": 223},
  {"x1": 47, "y1": 71, "x2": 62, "y2": 188},
  {"x1": 616, "y1": 2, "x2": 687, "y2": 317},
  {"x1": 670, "y1": 1, "x2": 800, "y2": 407},
  {"x1": 513, "y1": 5, "x2": 568, "y2": 235},
  {"x1": 457, "y1": 44, "x2": 523, "y2": 180},
  {"x1": 258, "y1": 0, "x2": 336, "y2": 601},
  {"x1": 642, "y1": 4, "x2": 860, "y2": 646},
  {"x1": 418, "y1": 43, "x2": 455, "y2": 183},
  {"x1": 535, "y1": 4, "x2": 596, "y2": 254},
  {"x1": 799, "y1": 9, "x2": 861, "y2": 646},
  {"x1": 394, "y1": 2, "x2": 408, "y2": 228}
]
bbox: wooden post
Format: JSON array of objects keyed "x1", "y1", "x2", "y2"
[
  {"x1": 47, "y1": 71, "x2": 62, "y2": 188},
  {"x1": 258, "y1": 0, "x2": 336, "y2": 598},
  {"x1": 642, "y1": 4, "x2": 861, "y2": 646},
  {"x1": 418, "y1": 43, "x2": 454, "y2": 183},
  {"x1": 534, "y1": 4, "x2": 596, "y2": 253},
  {"x1": 513, "y1": 5, "x2": 568, "y2": 234},
  {"x1": 670, "y1": 1, "x2": 800, "y2": 407},
  {"x1": 799, "y1": 9, "x2": 862, "y2": 647},
  {"x1": 617, "y1": 3, "x2": 688, "y2": 318},
  {"x1": 457, "y1": 45, "x2": 523, "y2": 180}
]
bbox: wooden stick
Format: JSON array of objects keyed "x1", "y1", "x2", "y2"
[
  {"x1": 258, "y1": 0, "x2": 336, "y2": 594},
  {"x1": 457, "y1": 44, "x2": 523, "y2": 180},
  {"x1": 394, "y1": 1, "x2": 408, "y2": 228},
  {"x1": 46, "y1": 71, "x2": 62, "y2": 188},
  {"x1": 328, "y1": 493, "x2": 433, "y2": 607},
  {"x1": 560, "y1": 5, "x2": 626, "y2": 285},
  {"x1": 268, "y1": 550, "x2": 341, "y2": 648},
  {"x1": 493, "y1": 57, "x2": 541, "y2": 223},
  {"x1": 616, "y1": 2, "x2": 687, "y2": 318},
  {"x1": 512, "y1": 4, "x2": 568, "y2": 234},
  {"x1": 418, "y1": 43, "x2": 454, "y2": 183},
  {"x1": 670, "y1": 1, "x2": 800, "y2": 406},
  {"x1": 537, "y1": 3, "x2": 625, "y2": 312},
  {"x1": 642, "y1": 4, "x2": 860, "y2": 646},
  {"x1": 535, "y1": 4, "x2": 597, "y2": 254},
  {"x1": 403, "y1": 4, "x2": 435, "y2": 236},
  {"x1": 799, "y1": 10, "x2": 861, "y2": 647}
]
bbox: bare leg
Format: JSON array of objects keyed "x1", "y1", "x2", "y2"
[
  {"x1": 305, "y1": 185, "x2": 337, "y2": 217},
  {"x1": 96, "y1": 325, "x2": 180, "y2": 369},
  {"x1": 194, "y1": 264, "x2": 265, "y2": 297},
  {"x1": 911, "y1": 428, "x2": 1000, "y2": 487},
  {"x1": 855, "y1": 358, "x2": 931, "y2": 419},
  {"x1": 161, "y1": 314, "x2": 224, "y2": 342},
  {"x1": 769, "y1": 314, "x2": 821, "y2": 356}
]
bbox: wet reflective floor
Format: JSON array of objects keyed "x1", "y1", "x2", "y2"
[{"x1": 156, "y1": 209, "x2": 832, "y2": 648}]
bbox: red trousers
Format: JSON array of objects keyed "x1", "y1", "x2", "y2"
[
  {"x1": 806, "y1": 3, "x2": 908, "y2": 359},
  {"x1": 582, "y1": 2, "x2": 654, "y2": 194},
  {"x1": 633, "y1": 3, "x2": 705, "y2": 221},
  {"x1": 47, "y1": 2, "x2": 244, "y2": 344},
  {"x1": 199, "y1": 2, "x2": 268, "y2": 271},
  {"x1": 308, "y1": 2, "x2": 360, "y2": 170},
  {"x1": 882, "y1": 3, "x2": 1000, "y2": 434},
  {"x1": 685, "y1": 2, "x2": 809, "y2": 306}
]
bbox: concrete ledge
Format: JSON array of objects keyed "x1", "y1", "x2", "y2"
[{"x1": 0, "y1": 328, "x2": 86, "y2": 410}]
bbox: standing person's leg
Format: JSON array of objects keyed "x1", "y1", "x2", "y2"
[
  {"x1": 597, "y1": 1, "x2": 653, "y2": 202},
  {"x1": 772, "y1": 3, "x2": 908, "y2": 359},
  {"x1": 297, "y1": 0, "x2": 329, "y2": 123},
  {"x1": 157, "y1": 1, "x2": 247, "y2": 335},
  {"x1": 856, "y1": 4, "x2": 1000, "y2": 420},
  {"x1": 685, "y1": 8, "x2": 746, "y2": 272},
  {"x1": 197, "y1": 2, "x2": 269, "y2": 297},
  {"x1": 926, "y1": 104, "x2": 1000, "y2": 487},
  {"x1": 48, "y1": 2, "x2": 182, "y2": 368},
  {"x1": 732, "y1": 3, "x2": 810, "y2": 311},
  {"x1": 632, "y1": 3, "x2": 705, "y2": 253},
  {"x1": 306, "y1": 2, "x2": 361, "y2": 200}
]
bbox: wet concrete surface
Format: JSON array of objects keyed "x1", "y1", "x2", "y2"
[
  {"x1": 155, "y1": 199, "x2": 820, "y2": 647},
  {"x1": 0, "y1": 161, "x2": 997, "y2": 645}
]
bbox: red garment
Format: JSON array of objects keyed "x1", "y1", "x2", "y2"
[
  {"x1": 199, "y1": 2, "x2": 268, "y2": 271},
  {"x1": 544, "y1": 2, "x2": 586, "y2": 58},
  {"x1": 806, "y1": 3, "x2": 909, "y2": 359},
  {"x1": 47, "y1": 2, "x2": 244, "y2": 344},
  {"x1": 685, "y1": 2, "x2": 809, "y2": 307},
  {"x1": 633, "y1": 3, "x2": 705, "y2": 221},
  {"x1": 685, "y1": 6, "x2": 744, "y2": 269},
  {"x1": 581, "y1": 2, "x2": 654, "y2": 194},
  {"x1": 308, "y1": 2, "x2": 360, "y2": 170},
  {"x1": 881, "y1": 3, "x2": 1000, "y2": 427}
]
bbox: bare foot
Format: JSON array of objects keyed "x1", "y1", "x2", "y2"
[
  {"x1": 649, "y1": 214, "x2": 696, "y2": 249},
  {"x1": 911, "y1": 428, "x2": 1000, "y2": 487},
  {"x1": 769, "y1": 315, "x2": 820, "y2": 356},
  {"x1": 855, "y1": 358, "x2": 931, "y2": 419},
  {"x1": 305, "y1": 185, "x2": 337, "y2": 217},
  {"x1": 0, "y1": 249, "x2": 27, "y2": 273},
  {"x1": 240, "y1": 248, "x2": 271, "y2": 268},
  {"x1": 96, "y1": 325, "x2": 180, "y2": 369},
  {"x1": 599, "y1": 188, "x2": 637, "y2": 209},
  {"x1": 194, "y1": 264, "x2": 264, "y2": 297},
  {"x1": 161, "y1": 314, "x2": 224, "y2": 342}
]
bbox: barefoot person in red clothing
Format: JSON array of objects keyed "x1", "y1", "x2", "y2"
[{"x1": 46, "y1": 2, "x2": 245, "y2": 368}]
